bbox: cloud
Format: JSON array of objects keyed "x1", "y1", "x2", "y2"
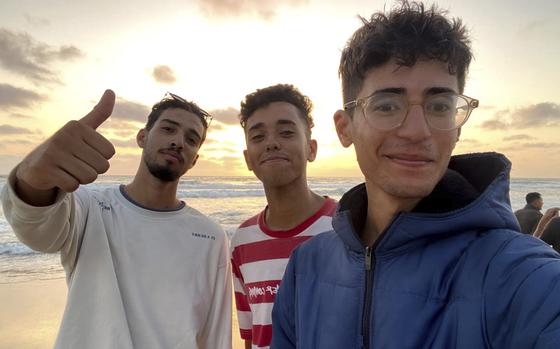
[
  {"x1": 9, "y1": 112, "x2": 34, "y2": 119},
  {"x1": 0, "y1": 28, "x2": 84, "y2": 84},
  {"x1": 152, "y1": 65, "x2": 176, "y2": 84},
  {"x1": 458, "y1": 138, "x2": 480, "y2": 144},
  {"x1": 209, "y1": 107, "x2": 240, "y2": 125},
  {"x1": 499, "y1": 142, "x2": 560, "y2": 152},
  {"x1": 197, "y1": 0, "x2": 309, "y2": 20},
  {"x1": 520, "y1": 142, "x2": 560, "y2": 149},
  {"x1": 23, "y1": 14, "x2": 51, "y2": 27},
  {"x1": 479, "y1": 102, "x2": 560, "y2": 129},
  {"x1": 0, "y1": 83, "x2": 44, "y2": 108},
  {"x1": 503, "y1": 134, "x2": 536, "y2": 142},
  {"x1": 110, "y1": 138, "x2": 139, "y2": 149},
  {"x1": 479, "y1": 119, "x2": 508, "y2": 130},
  {"x1": 111, "y1": 98, "x2": 151, "y2": 123},
  {"x1": 517, "y1": 18, "x2": 553, "y2": 38},
  {"x1": 0, "y1": 124, "x2": 36, "y2": 135}
]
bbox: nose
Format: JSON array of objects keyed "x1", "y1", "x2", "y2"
[
  {"x1": 170, "y1": 135, "x2": 184, "y2": 149},
  {"x1": 265, "y1": 136, "x2": 280, "y2": 151},
  {"x1": 395, "y1": 104, "x2": 432, "y2": 141}
]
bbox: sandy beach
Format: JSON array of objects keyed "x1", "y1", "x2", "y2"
[{"x1": 0, "y1": 278, "x2": 245, "y2": 349}]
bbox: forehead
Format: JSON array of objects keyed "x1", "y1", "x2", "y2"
[
  {"x1": 156, "y1": 108, "x2": 205, "y2": 133},
  {"x1": 245, "y1": 101, "x2": 307, "y2": 131},
  {"x1": 359, "y1": 59, "x2": 459, "y2": 97}
]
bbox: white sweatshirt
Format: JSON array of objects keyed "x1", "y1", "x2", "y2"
[{"x1": 1, "y1": 171, "x2": 232, "y2": 349}]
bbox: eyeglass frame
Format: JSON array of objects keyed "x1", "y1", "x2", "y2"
[
  {"x1": 158, "y1": 92, "x2": 213, "y2": 128},
  {"x1": 343, "y1": 91, "x2": 479, "y2": 131}
]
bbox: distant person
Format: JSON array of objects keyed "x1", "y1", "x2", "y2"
[
  {"x1": 230, "y1": 84, "x2": 337, "y2": 349},
  {"x1": 1, "y1": 91, "x2": 231, "y2": 349},
  {"x1": 271, "y1": 2, "x2": 560, "y2": 348},
  {"x1": 514, "y1": 192, "x2": 544, "y2": 234}
]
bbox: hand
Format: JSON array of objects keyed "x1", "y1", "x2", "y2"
[
  {"x1": 534, "y1": 207, "x2": 560, "y2": 238},
  {"x1": 543, "y1": 207, "x2": 560, "y2": 220},
  {"x1": 16, "y1": 90, "x2": 116, "y2": 194}
]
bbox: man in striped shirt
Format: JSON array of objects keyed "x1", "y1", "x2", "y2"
[{"x1": 231, "y1": 84, "x2": 337, "y2": 349}]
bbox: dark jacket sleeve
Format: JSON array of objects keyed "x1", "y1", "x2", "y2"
[
  {"x1": 484, "y1": 235, "x2": 560, "y2": 349},
  {"x1": 271, "y1": 248, "x2": 298, "y2": 349}
]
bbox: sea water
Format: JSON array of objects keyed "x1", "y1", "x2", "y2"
[{"x1": 1, "y1": 175, "x2": 559, "y2": 283}]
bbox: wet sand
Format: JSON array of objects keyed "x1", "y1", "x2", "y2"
[{"x1": 0, "y1": 278, "x2": 245, "y2": 348}]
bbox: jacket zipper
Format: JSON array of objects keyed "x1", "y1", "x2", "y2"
[{"x1": 362, "y1": 246, "x2": 374, "y2": 349}]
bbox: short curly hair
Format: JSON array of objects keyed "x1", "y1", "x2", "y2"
[
  {"x1": 239, "y1": 84, "x2": 314, "y2": 133},
  {"x1": 339, "y1": 0, "x2": 473, "y2": 106}
]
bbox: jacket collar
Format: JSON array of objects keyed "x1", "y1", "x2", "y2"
[{"x1": 333, "y1": 152, "x2": 518, "y2": 253}]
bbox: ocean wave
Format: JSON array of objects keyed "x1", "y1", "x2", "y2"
[
  {"x1": 177, "y1": 187, "x2": 350, "y2": 199},
  {"x1": 0, "y1": 242, "x2": 37, "y2": 256}
]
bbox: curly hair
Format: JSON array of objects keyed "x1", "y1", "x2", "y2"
[
  {"x1": 339, "y1": 0, "x2": 473, "y2": 106},
  {"x1": 239, "y1": 84, "x2": 314, "y2": 132}
]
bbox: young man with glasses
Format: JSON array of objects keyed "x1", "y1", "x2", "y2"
[
  {"x1": 272, "y1": 2, "x2": 560, "y2": 348},
  {"x1": 1, "y1": 91, "x2": 231, "y2": 348},
  {"x1": 231, "y1": 84, "x2": 337, "y2": 349}
]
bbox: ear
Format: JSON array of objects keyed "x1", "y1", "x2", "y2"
[
  {"x1": 137, "y1": 129, "x2": 146, "y2": 148},
  {"x1": 307, "y1": 139, "x2": 318, "y2": 162},
  {"x1": 457, "y1": 127, "x2": 462, "y2": 142},
  {"x1": 243, "y1": 149, "x2": 253, "y2": 172},
  {"x1": 333, "y1": 109, "x2": 353, "y2": 148}
]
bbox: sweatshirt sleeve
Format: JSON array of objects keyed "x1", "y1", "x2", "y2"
[
  {"x1": 484, "y1": 235, "x2": 560, "y2": 349},
  {"x1": 271, "y1": 247, "x2": 298, "y2": 349},
  {"x1": 0, "y1": 167, "x2": 88, "y2": 275},
  {"x1": 200, "y1": 231, "x2": 232, "y2": 349}
]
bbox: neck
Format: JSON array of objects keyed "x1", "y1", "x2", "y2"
[
  {"x1": 362, "y1": 181, "x2": 420, "y2": 246},
  {"x1": 124, "y1": 164, "x2": 182, "y2": 210},
  {"x1": 263, "y1": 178, "x2": 325, "y2": 231}
]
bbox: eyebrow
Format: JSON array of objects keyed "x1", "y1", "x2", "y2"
[
  {"x1": 247, "y1": 119, "x2": 297, "y2": 132},
  {"x1": 160, "y1": 118, "x2": 202, "y2": 140},
  {"x1": 370, "y1": 87, "x2": 457, "y2": 96}
]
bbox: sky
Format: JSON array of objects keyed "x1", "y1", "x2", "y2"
[{"x1": 0, "y1": 0, "x2": 559, "y2": 178}]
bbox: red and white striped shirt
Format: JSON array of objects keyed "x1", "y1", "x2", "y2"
[{"x1": 231, "y1": 198, "x2": 337, "y2": 348}]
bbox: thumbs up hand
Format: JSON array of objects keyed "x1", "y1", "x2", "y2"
[{"x1": 15, "y1": 90, "x2": 117, "y2": 204}]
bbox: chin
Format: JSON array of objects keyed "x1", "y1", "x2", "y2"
[
  {"x1": 377, "y1": 174, "x2": 440, "y2": 200},
  {"x1": 258, "y1": 171, "x2": 298, "y2": 188}
]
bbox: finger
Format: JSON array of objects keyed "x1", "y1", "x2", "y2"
[
  {"x1": 81, "y1": 130, "x2": 116, "y2": 159},
  {"x1": 72, "y1": 141, "x2": 112, "y2": 174},
  {"x1": 57, "y1": 153, "x2": 100, "y2": 185},
  {"x1": 79, "y1": 89, "x2": 116, "y2": 130},
  {"x1": 50, "y1": 167, "x2": 80, "y2": 193}
]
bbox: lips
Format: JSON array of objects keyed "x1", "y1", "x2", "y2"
[
  {"x1": 385, "y1": 154, "x2": 434, "y2": 167},
  {"x1": 260, "y1": 154, "x2": 290, "y2": 165},
  {"x1": 160, "y1": 149, "x2": 183, "y2": 163}
]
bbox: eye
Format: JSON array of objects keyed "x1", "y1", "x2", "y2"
[
  {"x1": 366, "y1": 95, "x2": 405, "y2": 116},
  {"x1": 184, "y1": 137, "x2": 194, "y2": 146},
  {"x1": 426, "y1": 95, "x2": 456, "y2": 116},
  {"x1": 161, "y1": 126, "x2": 174, "y2": 133},
  {"x1": 279, "y1": 129, "x2": 295, "y2": 137},
  {"x1": 250, "y1": 134, "x2": 264, "y2": 142}
]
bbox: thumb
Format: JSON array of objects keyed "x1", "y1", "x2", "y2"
[{"x1": 80, "y1": 89, "x2": 116, "y2": 129}]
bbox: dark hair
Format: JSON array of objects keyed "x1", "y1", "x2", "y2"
[
  {"x1": 145, "y1": 97, "x2": 210, "y2": 142},
  {"x1": 239, "y1": 84, "x2": 314, "y2": 132},
  {"x1": 526, "y1": 192, "x2": 542, "y2": 204},
  {"x1": 339, "y1": 0, "x2": 473, "y2": 106}
]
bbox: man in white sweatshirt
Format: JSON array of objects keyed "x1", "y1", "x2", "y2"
[{"x1": 1, "y1": 90, "x2": 232, "y2": 349}]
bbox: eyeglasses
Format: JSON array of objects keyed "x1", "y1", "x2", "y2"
[
  {"x1": 161, "y1": 92, "x2": 213, "y2": 128},
  {"x1": 344, "y1": 92, "x2": 479, "y2": 131}
]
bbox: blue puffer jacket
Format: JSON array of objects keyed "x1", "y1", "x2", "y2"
[{"x1": 272, "y1": 153, "x2": 560, "y2": 349}]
